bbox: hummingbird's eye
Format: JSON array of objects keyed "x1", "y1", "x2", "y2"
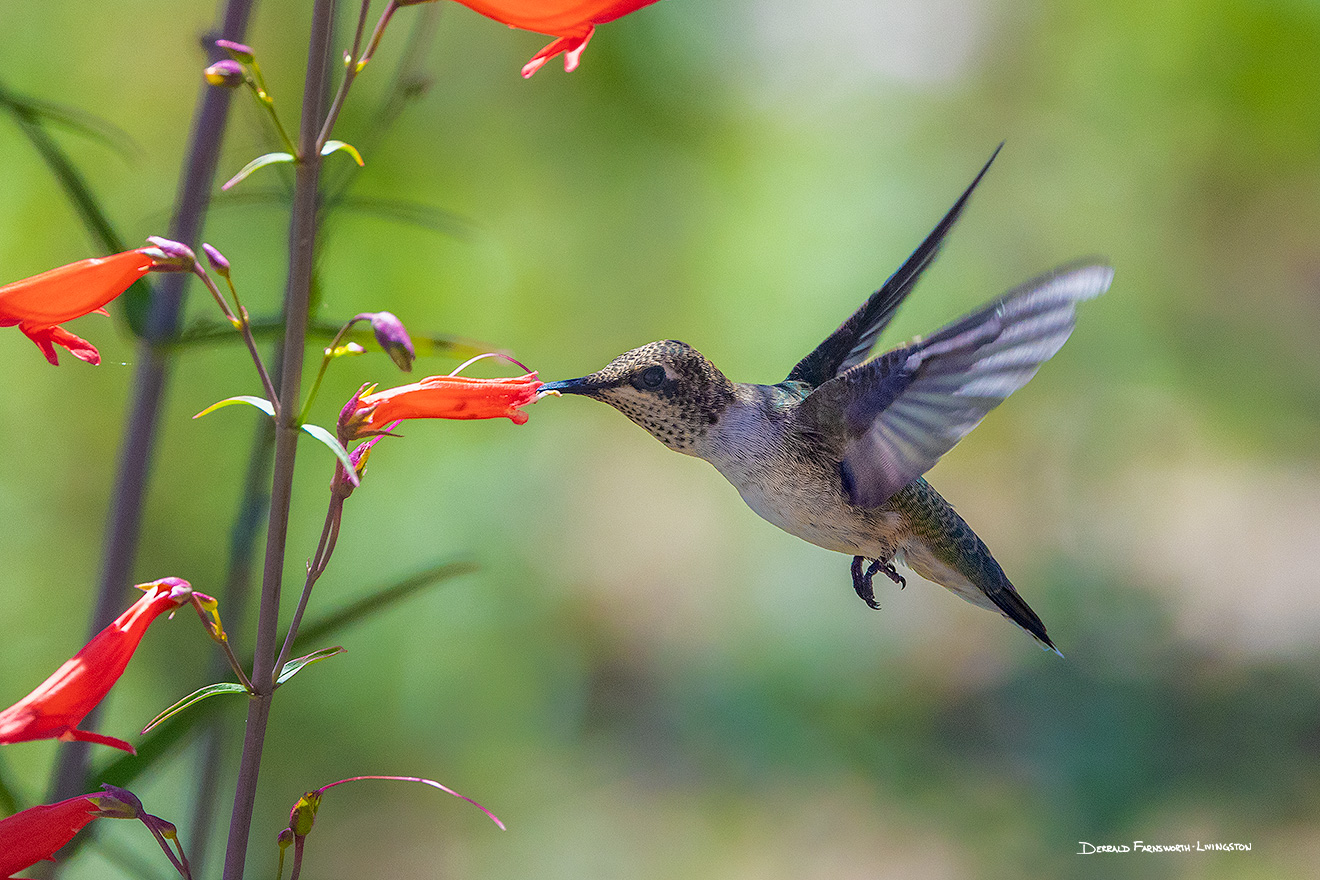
[{"x1": 638, "y1": 365, "x2": 666, "y2": 389}]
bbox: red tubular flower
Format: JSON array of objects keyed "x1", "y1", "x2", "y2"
[
  {"x1": 452, "y1": 0, "x2": 663, "y2": 77},
  {"x1": 0, "y1": 249, "x2": 158, "y2": 365},
  {"x1": 0, "y1": 795, "x2": 102, "y2": 878},
  {"x1": 345, "y1": 372, "x2": 542, "y2": 439},
  {"x1": 0, "y1": 578, "x2": 197, "y2": 754}
]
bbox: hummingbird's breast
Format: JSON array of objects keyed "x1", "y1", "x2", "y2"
[{"x1": 704, "y1": 391, "x2": 906, "y2": 559}]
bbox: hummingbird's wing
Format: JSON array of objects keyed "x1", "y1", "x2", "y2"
[
  {"x1": 784, "y1": 144, "x2": 1002, "y2": 390},
  {"x1": 807, "y1": 262, "x2": 1113, "y2": 508}
]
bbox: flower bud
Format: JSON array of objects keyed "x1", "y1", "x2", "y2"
[
  {"x1": 144, "y1": 236, "x2": 196, "y2": 271},
  {"x1": 204, "y1": 59, "x2": 244, "y2": 88},
  {"x1": 337, "y1": 383, "x2": 377, "y2": 445},
  {"x1": 369, "y1": 311, "x2": 415, "y2": 372},
  {"x1": 90, "y1": 785, "x2": 143, "y2": 819},
  {"x1": 289, "y1": 792, "x2": 321, "y2": 837},
  {"x1": 202, "y1": 243, "x2": 231, "y2": 277},
  {"x1": 215, "y1": 39, "x2": 255, "y2": 63}
]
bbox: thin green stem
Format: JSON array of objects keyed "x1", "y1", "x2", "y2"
[
  {"x1": 245, "y1": 63, "x2": 299, "y2": 155},
  {"x1": 316, "y1": 0, "x2": 400, "y2": 150},
  {"x1": 220, "y1": 1, "x2": 336, "y2": 877},
  {"x1": 298, "y1": 314, "x2": 366, "y2": 423},
  {"x1": 191, "y1": 264, "x2": 281, "y2": 412}
]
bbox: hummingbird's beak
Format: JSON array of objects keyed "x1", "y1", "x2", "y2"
[{"x1": 539, "y1": 377, "x2": 598, "y2": 396}]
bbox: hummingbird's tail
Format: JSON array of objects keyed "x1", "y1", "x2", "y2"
[{"x1": 892, "y1": 479, "x2": 1061, "y2": 656}]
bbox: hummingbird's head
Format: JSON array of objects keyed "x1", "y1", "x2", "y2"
[{"x1": 542, "y1": 340, "x2": 736, "y2": 455}]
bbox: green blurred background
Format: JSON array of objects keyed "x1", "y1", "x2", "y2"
[{"x1": 2, "y1": 1, "x2": 1319, "y2": 877}]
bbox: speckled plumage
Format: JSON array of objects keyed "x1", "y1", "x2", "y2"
[{"x1": 543, "y1": 149, "x2": 1111, "y2": 653}]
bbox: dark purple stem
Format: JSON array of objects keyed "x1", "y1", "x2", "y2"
[
  {"x1": 220, "y1": 1, "x2": 335, "y2": 877},
  {"x1": 44, "y1": 0, "x2": 257, "y2": 809}
]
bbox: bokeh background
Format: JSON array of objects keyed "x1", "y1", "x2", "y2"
[{"x1": 2, "y1": 1, "x2": 1319, "y2": 878}]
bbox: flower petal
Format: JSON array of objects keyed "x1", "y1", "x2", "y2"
[
  {"x1": 351, "y1": 372, "x2": 542, "y2": 434},
  {"x1": 0, "y1": 250, "x2": 155, "y2": 326},
  {"x1": 0, "y1": 580, "x2": 191, "y2": 752},
  {"x1": 0, "y1": 796, "x2": 101, "y2": 877},
  {"x1": 521, "y1": 30, "x2": 592, "y2": 78},
  {"x1": 20, "y1": 324, "x2": 101, "y2": 366},
  {"x1": 452, "y1": 0, "x2": 658, "y2": 75}
]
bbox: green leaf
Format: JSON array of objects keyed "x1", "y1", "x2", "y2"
[
  {"x1": 277, "y1": 645, "x2": 346, "y2": 686},
  {"x1": 321, "y1": 139, "x2": 365, "y2": 166},
  {"x1": 141, "y1": 682, "x2": 249, "y2": 734},
  {"x1": 300, "y1": 422, "x2": 356, "y2": 480},
  {"x1": 194, "y1": 395, "x2": 276, "y2": 420},
  {"x1": 222, "y1": 151, "x2": 296, "y2": 191},
  {"x1": 294, "y1": 559, "x2": 476, "y2": 649}
]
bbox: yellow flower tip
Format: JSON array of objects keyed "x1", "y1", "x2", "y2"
[{"x1": 204, "y1": 60, "x2": 244, "y2": 88}]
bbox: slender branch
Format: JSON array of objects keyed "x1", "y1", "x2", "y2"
[
  {"x1": 273, "y1": 496, "x2": 342, "y2": 676},
  {"x1": 317, "y1": 0, "x2": 400, "y2": 150},
  {"x1": 316, "y1": 0, "x2": 375, "y2": 149},
  {"x1": 191, "y1": 263, "x2": 281, "y2": 411},
  {"x1": 44, "y1": 0, "x2": 257, "y2": 811},
  {"x1": 221, "y1": 1, "x2": 336, "y2": 877},
  {"x1": 241, "y1": 58, "x2": 298, "y2": 155},
  {"x1": 299, "y1": 314, "x2": 368, "y2": 423}
]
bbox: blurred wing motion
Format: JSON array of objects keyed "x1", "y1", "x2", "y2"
[
  {"x1": 810, "y1": 262, "x2": 1114, "y2": 508},
  {"x1": 786, "y1": 144, "x2": 1002, "y2": 390}
]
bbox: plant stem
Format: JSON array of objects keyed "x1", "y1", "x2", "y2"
[
  {"x1": 44, "y1": 0, "x2": 257, "y2": 811},
  {"x1": 220, "y1": 1, "x2": 335, "y2": 877},
  {"x1": 317, "y1": 0, "x2": 398, "y2": 150},
  {"x1": 192, "y1": 263, "x2": 281, "y2": 412},
  {"x1": 274, "y1": 496, "x2": 343, "y2": 677}
]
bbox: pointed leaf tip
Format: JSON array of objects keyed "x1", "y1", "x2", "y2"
[
  {"x1": 300, "y1": 422, "x2": 358, "y2": 485},
  {"x1": 276, "y1": 646, "x2": 346, "y2": 686},
  {"x1": 321, "y1": 140, "x2": 364, "y2": 167},
  {"x1": 193, "y1": 395, "x2": 276, "y2": 419},
  {"x1": 221, "y1": 151, "x2": 296, "y2": 191}
]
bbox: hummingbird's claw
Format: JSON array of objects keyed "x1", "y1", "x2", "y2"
[
  {"x1": 877, "y1": 561, "x2": 906, "y2": 590},
  {"x1": 850, "y1": 556, "x2": 882, "y2": 610},
  {"x1": 851, "y1": 556, "x2": 907, "y2": 608}
]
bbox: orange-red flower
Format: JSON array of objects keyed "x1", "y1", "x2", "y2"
[
  {"x1": 452, "y1": 0, "x2": 663, "y2": 77},
  {"x1": 0, "y1": 578, "x2": 197, "y2": 754},
  {"x1": 0, "y1": 249, "x2": 158, "y2": 365},
  {"x1": 0, "y1": 795, "x2": 102, "y2": 878},
  {"x1": 344, "y1": 372, "x2": 542, "y2": 439}
]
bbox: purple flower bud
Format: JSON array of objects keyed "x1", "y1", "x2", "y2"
[
  {"x1": 369, "y1": 311, "x2": 415, "y2": 372},
  {"x1": 145, "y1": 236, "x2": 196, "y2": 262},
  {"x1": 338, "y1": 382, "x2": 376, "y2": 446},
  {"x1": 92, "y1": 785, "x2": 144, "y2": 819},
  {"x1": 202, "y1": 243, "x2": 231, "y2": 277},
  {"x1": 204, "y1": 59, "x2": 244, "y2": 88},
  {"x1": 216, "y1": 39, "x2": 255, "y2": 63}
]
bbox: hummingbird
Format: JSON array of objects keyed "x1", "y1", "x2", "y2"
[{"x1": 541, "y1": 146, "x2": 1112, "y2": 654}]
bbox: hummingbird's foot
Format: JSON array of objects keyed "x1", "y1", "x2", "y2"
[
  {"x1": 850, "y1": 556, "x2": 882, "y2": 610},
  {"x1": 876, "y1": 560, "x2": 906, "y2": 590}
]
